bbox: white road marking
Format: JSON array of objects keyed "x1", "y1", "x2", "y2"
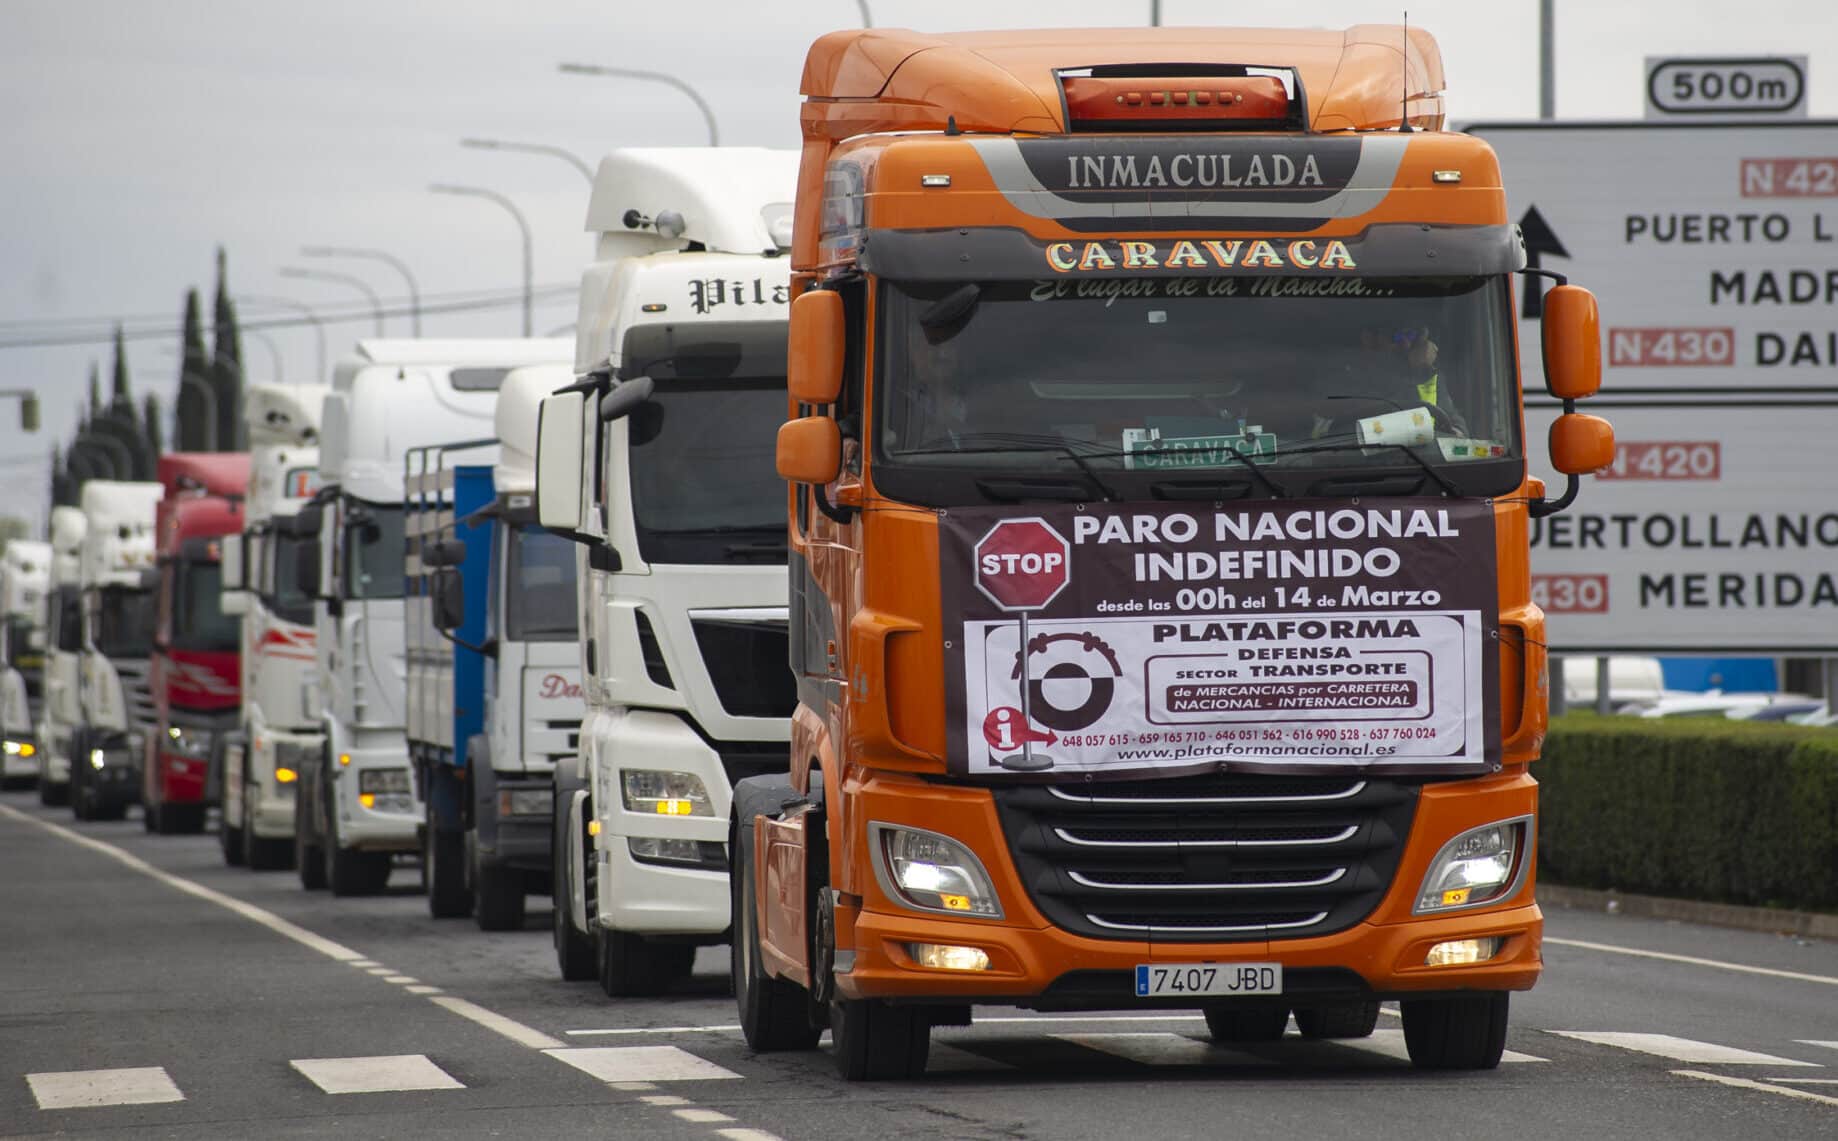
[
  {"x1": 1673, "y1": 1069, "x2": 1838, "y2": 1107},
  {"x1": 675, "y1": 1107, "x2": 736, "y2": 1123},
  {"x1": 385, "y1": 975, "x2": 418, "y2": 984},
  {"x1": 642, "y1": 1094, "x2": 692, "y2": 1106},
  {"x1": 432, "y1": 996, "x2": 564, "y2": 1050},
  {"x1": 612, "y1": 1081, "x2": 659, "y2": 1091},
  {"x1": 1551, "y1": 1032, "x2": 1820, "y2": 1066},
  {"x1": 568, "y1": 1024, "x2": 744, "y2": 1036},
  {"x1": 290, "y1": 1054, "x2": 464, "y2": 1094},
  {"x1": 1545, "y1": 937, "x2": 1838, "y2": 988},
  {"x1": 1054, "y1": 1032, "x2": 1274, "y2": 1068},
  {"x1": 1801, "y1": 1041, "x2": 1838, "y2": 1052},
  {"x1": 717, "y1": 1131, "x2": 789, "y2": 1141},
  {"x1": 406, "y1": 985, "x2": 443, "y2": 996},
  {"x1": 0, "y1": 804, "x2": 362, "y2": 962},
  {"x1": 348, "y1": 959, "x2": 379, "y2": 968},
  {"x1": 27, "y1": 1067, "x2": 184, "y2": 1110},
  {"x1": 545, "y1": 1046, "x2": 743, "y2": 1083},
  {"x1": 1767, "y1": 1078, "x2": 1838, "y2": 1085},
  {"x1": 365, "y1": 966, "x2": 393, "y2": 975}
]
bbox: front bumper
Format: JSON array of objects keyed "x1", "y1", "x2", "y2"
[
  {"x1": 481, "y1": 775, "x2": 554, "y2": 873},
  {"x1": 246, "y1": 731, "x2": 318, "y2": 838},
  {"x1": 2, "y1": 738, "x2": 38, "y2": 779},
  {"x1": 330, "y1": 738, "x2": 420, "y2": 852}
]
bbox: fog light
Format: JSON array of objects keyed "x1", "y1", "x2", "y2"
[
  {"x1": 89, "y1": 748, "x2": 105, "y2": 770},
  {"x1": 905, "y1": 943, "x2": 991, "y2": 971},
  {"x1": 1425, "y1": 937, "x2": 1502, "y2": 967},
  {"x1": 359, "y1": 792, "x2": 375, "y2": 809},
  {"x1": 275, "y1": 767, "x2": 298, "y2": 784},
  {"x1": 499, "y1": 788, "x2": 553, "y2": 817}
]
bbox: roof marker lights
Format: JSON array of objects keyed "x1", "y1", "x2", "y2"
[{"x1": 1061, "y1": 71, "x2": 1295, "y2": 130}]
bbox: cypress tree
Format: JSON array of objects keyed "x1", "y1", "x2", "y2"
[
  {"x1": 210, "y1": 247, "x2": 245, "y2": 450},
  {"x1": 143, "y1": 393, "x2": 164, "y2": 465},
  {"x1": 49, "y1": 444, "x2": 68, "y2": 510},
  {"x1": 102, "y1": 323, "x2": 152, "y2": 478},
  {"x1": 87, "y1": 361, "x2": 101, "y2": 420},
  {"x1": 177, "y1": 289, "x2": 212, "y2": 451}
]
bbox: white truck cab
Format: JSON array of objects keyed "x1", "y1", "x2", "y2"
[
  {"x1": 537, "y1": 147, "x2": 798, "y2": 994},
  {"x1": 35, "y1": 508, "x2": 85, "y2": 805},
  {"x1": 299, "y1": 339, "x2": 568, "y2": 896},
  {"x1": 1, "y1": 539, "x2": 51, "y2": 788},
  {"x1": 220, "y1": 383, "x2": 328, "y2": 869}
]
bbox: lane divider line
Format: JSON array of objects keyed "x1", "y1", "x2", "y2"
[
  {"x1": 1672, "y1": 1069, "x2": 1838, "y2": 1107},
  {"x1": 431, "y1": 996, "x2": 565, "y2": 1050},
  {"x1": 1545, "y1": 936, "x2": 1838, "y2": 988}
]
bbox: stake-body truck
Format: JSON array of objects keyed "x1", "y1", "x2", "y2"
[
  {"x1": 735, "y1": 25, "x2": 1614, "y2": 1078},
  {"x1": 1, "y1": 539, "x2": 50, "y2": 788}
]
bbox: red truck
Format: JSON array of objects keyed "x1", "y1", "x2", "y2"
[{"x1": 144, "y1": 453, "x2": 250, "y2": 833}]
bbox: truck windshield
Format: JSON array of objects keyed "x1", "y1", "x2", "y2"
[
  {"x1": 504, "y1": 526, "x2": 578, "y2": 641},
  {"x1": 874, "y1": 276, "x2": 1520, "y2": 504},
  {"x1": 344, "y1": 503, "x2": 404, "y2": 599},
  {"x1": 94, "y1": 586, "x2": 155, "y2": 658},
  {"x1": 266, "y1": 533, "x2": 314, "y2": 625},
  {"x1": 172, "y1": 559, "x2": 239, "y2": 652},
  {"x1": 627, "y1": 379, "x2": 787, "y2": 564}
]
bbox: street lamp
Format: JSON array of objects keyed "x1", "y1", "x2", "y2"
[
  {"x1": 429, "y1": 184, "x2": 533, "y2": 336},
  {"x1": 855, "y1": 0, "x2": 872, "y2": 25},
  {"x1": 460, "y1": 138, "x2": 594, "y2": 184},
  {"x1": 557, "y1": 63, "x2": 719, "y2": 145},
  {"x1": 301, "y1": 246, "x2": 423, "y2": 336},
  {"x1": 238, "y1": 294, "x2": 327, "y2": 381},
  {"x1": 279, "y1": 266, "x2": 387, "y2": 336}
]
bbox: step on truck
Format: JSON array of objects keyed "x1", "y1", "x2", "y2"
[
  {"x1": 1, "y1": 540, "x2": 51, "y2": 789},
  {"x1": 35, "y1": 508, "x2": 85, "y2": 805},
  {"x1": 219, "y1": 383, "x2": 329, "y2": 868},
  {"x1": 406, "y1": 365, "x2": 585, "y2": 930},
  {"x1": 734, "y1": 26, "x2": 1616, "y2": 1078},
  {"x1": 534, "y1": 146, "x2": 800, "y2": 994},
  {"x1": 69, "y1": 480, "x2": 164, "y2": 821},
  {"x1": 144, "y1": 453, "x2": 250, "y2": 834},
  {"x1": 297, "y1": 339, "x2": 569, "y2": 896}
]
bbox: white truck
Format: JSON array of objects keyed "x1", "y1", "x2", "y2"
[
  {"x1": 296, "y1": 338, "x2": 569, "y2": 896},
  {"x1": 536, "y1": 147, "x2": 798, "y2": 994},
  {"x1": 35, "y1": 508, "x2": 85, "y2": 805},
  {"x1": 406, "y1": 364, "x2": 586, "y2": 930},
  {"x1": 69, "y1": 480, "x2": 163, "y2": 820},
  {"x1": 220, "y1": 383, "x2": 328, "y2": 869},
  {"x1": 1, "y1": 539, "x2": 51, "y2": 789}
]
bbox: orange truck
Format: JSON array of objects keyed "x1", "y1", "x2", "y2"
[{"x1": 733, "y1": 25, "x2": 1613, "y2": 1080}]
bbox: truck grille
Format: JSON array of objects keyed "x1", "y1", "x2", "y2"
[
  {"x1": 690, "y1": 619, "x2": 795, "y2": 719},
  {"x1": 118, "y1": 660, "x2": 157, "y2": 733},
  {"x1": 991, "y1": 774, "x2": 1418, "y2": 941}
]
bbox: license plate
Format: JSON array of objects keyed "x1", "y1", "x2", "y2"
[{"x1": 1135, "y1": 962, "x2": 1282, "y2": 998}]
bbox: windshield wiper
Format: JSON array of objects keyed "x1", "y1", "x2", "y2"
[
  {"x1": 1280, "y1": 438, "x2": 1460, "y2": 496},
  {"x1": 898, "y1": 432, "x2": 1119, "y2": 501},
  {"x1": 724, "y1": 542, "x2": 787, "y2": 559}
]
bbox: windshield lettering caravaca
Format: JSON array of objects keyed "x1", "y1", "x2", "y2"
[{"x1": 873, "y1": 275, "x2": 1520, "y2": 505}]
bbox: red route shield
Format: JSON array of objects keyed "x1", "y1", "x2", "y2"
[{"x1": 972, "y1": 517, "x2": 1072, "y2": 612}]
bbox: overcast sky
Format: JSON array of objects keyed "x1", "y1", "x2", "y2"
[{"x1": 2, "y1": 0, "x2": 1832, "y2": 529}]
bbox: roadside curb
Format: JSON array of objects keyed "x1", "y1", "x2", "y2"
[{"x1": 1539, "y1": 883, "x2": 1838, "y2": 941}]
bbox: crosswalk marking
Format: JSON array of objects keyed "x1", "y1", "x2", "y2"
[
  {"x1": 1314, "y1": 1029, "x2": 1547, "y2": 1065},
  {"x1": 27, "y1": 1066, "x2": 184, "y2": 1110},
  {"x1": 1550, "y1": 1032, "x2": 1820, "y2": 1066},
  {"x1": 545, "y1": 1045, "x2": 743, "y2": 1084},
  {"x1": 290, "y1": 1054, "x2": 465, "y2": 1094}
]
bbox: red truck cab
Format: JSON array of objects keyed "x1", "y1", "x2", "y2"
[{"x1": 145, "y1": 453, "x2": 250, "y2": 833}]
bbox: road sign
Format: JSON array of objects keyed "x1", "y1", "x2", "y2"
[
  {"x1": 973, "y1": 517, "x2": 1071, "y2": 612},
  {"x1": 1474, "y1": 121, "x2": 1838, "y2": 653},
  {"x1": 1646, "y1": 57, "x2": 1807, "y2": 120}
]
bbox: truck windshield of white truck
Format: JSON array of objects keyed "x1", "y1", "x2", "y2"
[
  {"x1": 503, "y1": 526, "x2": 577, "y2": 641},
  {"x1": 170, "y1": 557, "x2": 238, "y2": 652},
  {"x1": 93, "y1": 587, "x2": 155, "y2": 658},
  {"x1": 344, "y1": 503, "x2": 405, "y2": 599}
]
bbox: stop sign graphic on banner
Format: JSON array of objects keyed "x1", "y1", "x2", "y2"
[{"x1": 972, "y1": 517, "x2": 1072, "y2": 611}]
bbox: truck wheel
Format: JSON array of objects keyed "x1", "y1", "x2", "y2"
[
  {"x1": 326, "y1": 828, "x2": 391, "y2": 897},
  {"x1": 1203, "y1": 1005, "x2": 1290, "y2": 1043},
  {"x1": 473, "y1": 851, "x2": 526, "y2": 931},
  {"x1": 830, "y1": 997, "x2": 929, "y2": 1081},
  {"x1": 1402, "y1": 992, "x2": 1509, "y2": 1070},
  {"x1": 732, "y1": 815, "x2": 821, "y2": 1051},
  {"x1": 244, "y1": 794, "x2": 290, "y2": 870},
  {"x1": 551, "y1": 792, "x2": 596, "y2": 981},
  {"x1": 427, "y1": 825, "x2": 470, "y2": 918},
  {"x1": 220, "y1": 804, "x2": 246, "y2": 867},
  {"x1": 295, "y1": 786, "x2": 327, "y2": 890},
  {"x1": 39, "y1": 779, "x2": 67, "y2": 807},
  {"x1": 1295, "y1": 1001, "x2": 1380, "y2": 1040},
  {"x1": 596, "y1": 928, "x2": 690, "y2": 998}
]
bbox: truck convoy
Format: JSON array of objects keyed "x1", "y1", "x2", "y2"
[
  {"x1": 35, "y1": 507, "x2": 85, "y2": 805},
  {"x1": 406, "y1": 364, "x2": 584, "y2": 930},
  {"x1": 220, "y1": 383, "x2": 328, "y2": 869},
  {"x1": 67, "y1": 479, "x2": 163, "y2": 820},
  {"x1": 296, "y1": 339, "x2": 567, "y2": 896},
  {"x1": 144, "y1": 453, "x2": 249, "y2": 834},
  {"x1": 535, "y1": 147, "x2": 799, "y2": 993},
  {"x1": 731, "y1": 26, "x2": 1614, "y2": 1078},
  {"x1": 1, "y1": 539, "x2": 51, "y2": 789}
]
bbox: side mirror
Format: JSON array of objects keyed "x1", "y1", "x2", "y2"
[
  {"x1": 776, "y1": 416, "x2": 842, "y2": 484},
  {"x1": 599, "y1": 375, "x2": 655, "y2": 422},
  {"x1": 222, "y1": 591, "x2": 247, "y2": 616},
  {"x1": 295, "y1": 540, "x2": 321, "y2": 600},
  {"x1": 421, "y1": 538, "x2": 467, "y2": 569},
  {"x1": 431, "y1": 568, "x2": 465, "y2": 630},
  {"x1": 1549, "y1": 413, "x2": 1615, "y2": 475},
  {"x1": 1541, "y1": 285, "x2": 1602, "y2": 400},
  {"x1": 788, "y1": 290, "x2": 845, "y2": 405},
  {"x1": 537, "y1": 391, "x2": 586, "y2": 534},
  {"x1": 221, "y1": 534, "x2": 245, "y2": 591}
]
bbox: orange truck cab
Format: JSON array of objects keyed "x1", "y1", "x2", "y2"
[{"x1": 733, "y1": 25, "x2": 1613, "y2": 1080}]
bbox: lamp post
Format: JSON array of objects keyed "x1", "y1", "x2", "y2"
[
  {"x1": 557, "y1": 63, "x2": 719, "y2": 145},
  {"x1": 279, "y1": 266, "x2": 387, "y2": 336},
  {"x1": 460, "y1": 138, "x2": 594, "y2": 183},
  {"x1": 429, "y1": 184, "x2": 533, "y2": 336},
  {"x1": 238, "y1": 294, "x2": 327, "y2": 381},
  {"x1": 855, "y1": 0, "x2": 872, "y2": 25},
  {"x1": 301, "y1": 246, "x2": 423, "y2": 336},
  {"x1": 243, "y1": 328, "x2": 284, "y2": 383}
]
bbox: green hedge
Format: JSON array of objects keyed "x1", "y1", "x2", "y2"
[{"x1": 1537, "y1": 714, "x2": 1838, "y2": 912}]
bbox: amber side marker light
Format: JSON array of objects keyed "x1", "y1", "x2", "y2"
[{"x1": 1062, "y1": 72, "x2": 1293, "y2": 127}]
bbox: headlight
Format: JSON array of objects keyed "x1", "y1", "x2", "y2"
[
  {"x1": 627, "y1": 836, "x2": 725, "y2": 869},
  {"x1": 498, "y1": 788, "x2": 553, "y2": 818},
  {"x1": 165, "y1": 725, "x2": 213, "y2": 759},
  {"x1": 1415, "y1": 818, "x2": 1529, "y2": 914},
  {"x1": 357, "y1": 768, "x2": 415, "y2": 813},
  {"x1": 871, "y1": 822, "x2": 1003, "y2": 919},
  {"x1": 621, "y1": 769, "x2": 712, "y2": 817}
]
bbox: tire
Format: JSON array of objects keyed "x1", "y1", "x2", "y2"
[
  {"x1": 244, "y1": 792, "x2": 293, "y2": 871},
  {"x1": 733, "y1": 809, "x2": 822, "y2": 1052},
  {"x1": 1294, "y1": 1001, "x2": 1381, "y2": 1040},
  {"x1": 1402, "y1": 992, "x2": 1509, "y2": 1071},
  {"x1": 830, "y1": 997, "x2": 930, "y2": 1081},
  {"x1": 596, "y1": 927, "x2": 692, "y2": 998},
  {"x1": 427, "y1": 824, "x2": 470, "y2": 918},
  {"x1": 135, "y1": 796, "x2": 154, "y2": 829},
  {"x1": 0, "y1": 775, "x2": 33, "y2": 792},
  {"x1": 39, "y1": 779, "x2": 67, "y2": 807},
  {"x1": 473, "y1": 848, "x2": 527, "y2": 932},
  {"x1": 220, "y1": 802, "x2": 246, "y2": 867},
  {"x1": 552, "y1": 790, "x2": 596, "y2": 982},
  {"x1": 1203, "y1": 1005, "x2": 1291, "y2": 1043},
  {"x1": 327, "y1": 833, "x2": 391, "y2": 896},
  {"x1": 295, "y1": 785, "x2": 327, "y2": 890}
]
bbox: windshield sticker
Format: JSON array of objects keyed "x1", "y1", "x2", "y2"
[
  {"x1": 1121, "y1": 427, "x2": 1277, "y2": 468},
  {"x1": 939, "y1": 499, "x2": 1501, "y2": 780}
]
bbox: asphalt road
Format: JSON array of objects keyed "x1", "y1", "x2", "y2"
[{"x1": 3, "y1": 791, "x2": 1835, "y2": 1140}]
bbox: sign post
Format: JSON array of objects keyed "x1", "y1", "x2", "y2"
[{"x1": 972, "y1": 517, "x2": 1072, "y2": 770}]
